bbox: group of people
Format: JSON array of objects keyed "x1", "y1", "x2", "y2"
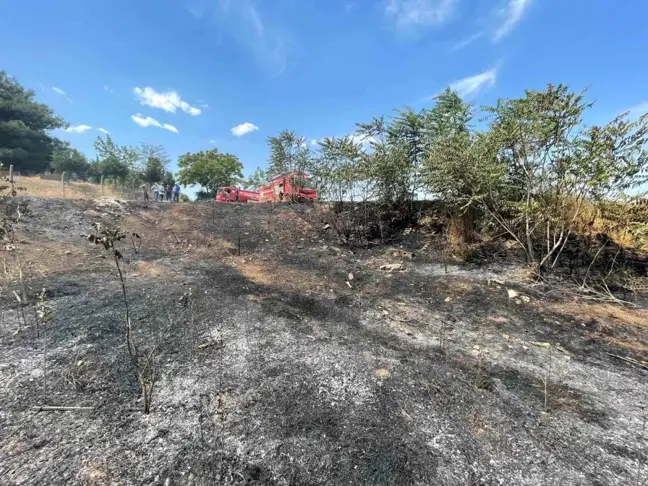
[{"x1": 140, "y1": 183, "x2": 182, "y2": 202}]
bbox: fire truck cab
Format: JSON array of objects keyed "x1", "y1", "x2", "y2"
[{"x1": 215, "y1": 187, "x2": 259, "y2": 203}]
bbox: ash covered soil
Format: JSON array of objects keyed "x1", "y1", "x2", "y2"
[{"x1": 1, "y1": 197, "x2": 647, "y2": 486}]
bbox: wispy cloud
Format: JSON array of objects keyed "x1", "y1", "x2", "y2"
[
  {"x1": 65, "y1": 124, "x2": 92, "y2": 134},
  {"x1": 133, "y1": 87, "x2": 201, "y2": 116},
  {"x1": 104, "y1": 85, "x2": 115, "y2": 94},
  {"x1": 451, "y1": 31, "x2": 484, "y2": 51},
  {"x1": 449, "y1": 68, "x2": 497, "y2": 97},
  {"x1": 131, "y1": 114, "x2": 179, "y2": 133},
  {"x1": 190, "y1": 0, "x2": 289, "y2": 75},
  {"x1": 53, "y1": 86, "x2": 73, "y2": 102},
  {"x1": 201, "y1": 103, "x2": 209, "y2": 109},
  {"x1": 231, "y1": 122, "x2": 259, "y2": 137},
  {"x1": 97, "y1": 128, "x2": 110, "y2": 135},
  {"x1": 209, "y1": 139, "x2": 217, "y2": 144},
  {"x1": 493, "y1": 0, "x2": 531, "y2": 42},
  {"x1": 386, "y1": 0, "x2": 457, "y2": 31}
]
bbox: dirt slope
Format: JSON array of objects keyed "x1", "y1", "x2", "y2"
[{"x1": 1, "y1": 197, "x2": 647, "y2": 485}]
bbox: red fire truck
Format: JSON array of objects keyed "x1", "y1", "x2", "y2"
[
  {"x1": 215, "y1": 187, "x2": 259, "y2": 203},
  {"x1": 259, "y1": 172, "x2": 317, "y2": 202}
]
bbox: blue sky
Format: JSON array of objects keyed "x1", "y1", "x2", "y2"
[{"x1": 2, "y1": 0, "x2": 648, "y2": 193}]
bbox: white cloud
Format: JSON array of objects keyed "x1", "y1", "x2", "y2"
[
  {"x1": 97, "y1": 128, "x2": 110, "y2": 135},
  {"x1": 310, "y1": 139, "x2": 318, "y2": 146},
  {"x1": 133, "y1": 87, "x2": 201, "y2": 116},
  {"x1": 449, "y1": 68, "x2": 497, "y2": 97},
  {"x1": 209, "y1": 139, "x2": 217, "y2": 144},
  {"x1": 231, "y1": 122, "x2": 259, "y2": 137},
  {"x1": 201, "y1": 103, "x2": 209, "y2": 109},
  {"x1": 386, "y1": 0, "x2": 457, "y2": 30},
  {"x1": 131, "y1": 113, "x2": 179, "y2": 133},
  {"x1": 65, "y1": 124, "x2": 92, "y2": 134},
  {"x1": 104, "y1": 85, "x2": 114, "y2": 94},
  {"x1": 494, "y1": 0, "x2": 531, "y2": 42}
]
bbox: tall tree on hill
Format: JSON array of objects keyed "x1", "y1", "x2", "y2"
[
  {"x1": 50, "y1": 140, "x2": 90, "y2": 179},
  {"x1": 0, "y1": 72, "x2": 65, "y2": 172},
  {"x1": 267, "y1": 130, "x2": 311, "y2": 177},
  {"x1": 136, "y1": 144, "x2": 169, "y2": 186},
  {"x1": 177, "y1": 148, "x2": 243, "y2": 196}
]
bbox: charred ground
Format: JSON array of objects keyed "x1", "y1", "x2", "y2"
[{"x1": 1, "y1": 197, "x2": 647, "y2": 485}]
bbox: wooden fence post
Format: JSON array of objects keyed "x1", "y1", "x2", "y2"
[
  {"x1": 100, "y1": 175, "x2": 104, "y2": 196},
  {"x1": 61, "y1": 171, "x2": 66, "y2": 197},
  {"x1": 8, "y1": 165, "x2": 13, "y2": 183}
]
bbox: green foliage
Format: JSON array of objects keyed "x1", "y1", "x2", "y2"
[
  {"x1": 177, "y1": 148, "x2": 243, "y2": 195},
  {"x1": 310, "y1": 136, "x2": 367, "y2": 202},
  {"x1": 138, "y1": 144, "x2": 169, "y2": 185},
  {"x1": 92, "y1": 135, "x2": 138, "y2": 185},
  {"x1": 142, "y1": 157, "x2": 166, "y2": 185},
  {"x1": 161, "y1": 171, "x2": 175, "y2": 188},
  {"x1": 244, "y1": 167, "x2": 267, "y2": 190},
  {"x1": 51, "y1": 141, "x2": 90, "y2": 179},
  {"x1": 194, "y1": 190, "x2": 213, "y2": 201},
  {"x1": 285, "y1": 84, "x2": 648, "y2": 268},
  {"x1": 267, "y1": 130, "x2": 310, "y2": 178},
  {"x1": 0, "y1": 72, "x2": 65, "y2": 172}
]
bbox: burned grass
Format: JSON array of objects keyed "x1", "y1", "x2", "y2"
[{"x1": 1, "y1": 198, "x2": 647, "y2": 485}]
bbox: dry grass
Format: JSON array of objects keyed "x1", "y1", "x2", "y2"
[
  {"x1": 229, "y1": 256, "x2": 325, "y2": 293},
  {"x1": 2, "y1": 240, "x2": 94, "y2": 279},
  {"x1": 549, "y1": 302, "x2": 648, "y2": 331},
  {"x1": 14, "y1": 176, "x2": 122, "y2": 200},
  {"x1": 132, "y1": 261, "x2": 164, "y2": 278}
]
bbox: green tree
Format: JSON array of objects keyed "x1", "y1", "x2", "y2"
[
  {"x1": 177, "y1": 149, "x2": 243, "y2": 195},
  {"x1": 0, "y1": 72, "x2": 65, "y2": 172},
  {"x1": 135, "y1": 144, "x2": 169, "y2": 186},
  {"x1": 142, "y1": 157, "x2": 165, "y2": 185},
  {"x1": 356, "y1": 117, "x2": 412, "y2": 206},
  {"x1": 50, "y1": 141, "x2": 90, "y2": 179},
  {"x1": 311, "y1": 136, "x2": 367, "y2": 202},
  {"x1": 421, "y1": 89, "x2": 491, "y2": 239},
  {"x1": 244, "y1": 167, "x2": 267, "y2": 190},
  {"x1": 451, "y1": 84, "x2": 648, "y2": 267},
  {"x1": 93, "y1": 135, "x2": 138, "y2": 187},
  {"x1": 267, "y1": 130, "x2": 310, "y2": 178}
]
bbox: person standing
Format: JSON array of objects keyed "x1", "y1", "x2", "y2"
[
  {"x1": 140, "y1": 184, "x2": 149, "y2": 201},
  {"x1": 173, "y1": 183, "x2": 181, "y2": 202},
  {"x1": 152, "y1": 184, "x2": 159, "y2": 202}
]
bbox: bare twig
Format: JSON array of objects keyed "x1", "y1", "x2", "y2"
[
  {"x1": 605, "y1": 352, "x2": 648, "y2": 371},
  {"x1": 32, "y1": 406, "x2": 94, "y2": 411}
]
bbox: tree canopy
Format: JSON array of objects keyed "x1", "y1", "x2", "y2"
[
  {"x1": 50, "y1": 140, "x2": 90, "y2": 179},
  {"x1": 267, "y1": 130, "x2": 311, "y2": 177},
  {"x1": 177, "y1": 149, "x2": 243, "y2": 195},
  {"x1": 0, "y1": 72, "x2": 65, "y2": 172}
]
